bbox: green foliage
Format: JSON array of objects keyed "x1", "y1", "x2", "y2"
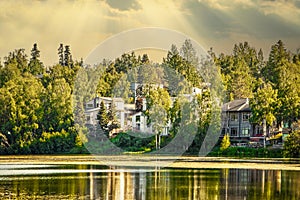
[
  {"x1": 96, "y1": 52, "x2": 141, "y2": 97},
  {"x1": 41, "y1": 78, "x2": 73, "y2": 132},
  {"x1": 220, "y1": 134, "x2": 230, "y2": 151},
  {"x1": 208, "y1": 146, "x2": 282, "y2": 158},
  {"x1": 250, "y1": 83, "x2": 277, "y2": 126},
  {"x1": 28, "y1": 43, "x2": 44, "y2": 75},
  {"x1": 111, "y1": 132, "x2": 154, "y2": 152},
  {"x1": 1, "y1": 39, "x2": 299, "y2": 157},
  {"x1": 215, "y1": 42, "x2": 258, "y2": 100},
  {"x1": 4, "y1": 49, "x2": 28, "y2": 73},
  {"x1": 163, "y1": 41, "x2": 202, "y2": 87},
  {"x1": 283, "y1": 130, "x2": 300, "y2": 158},
  {"x1": 97, "y1": 101, "x2": 109, "y2": 134},
  {"x1": 0, "y1": 44, "x2": 82, "y2": 155},
  {"x1": 29, "y1": 129, "x2": 77, "y2": 154},
  {"x1": 0, "y1": 74, "x2": 44, "y2": 146},
  {"x1": 262, "y1": 40, "x2": 300, "y2": 126}
]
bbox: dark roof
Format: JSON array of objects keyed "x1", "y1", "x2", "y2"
[{"x1": 222, "y1": 98, "x2": 251, "y2": 112}]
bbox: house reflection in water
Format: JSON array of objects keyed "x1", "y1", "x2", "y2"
[
  {"x1": 86, "y1": 167, "x2": 298, "y2": 200},
  {"x1": 0, "y1": 164, "x2": 298, "y2": 199}
]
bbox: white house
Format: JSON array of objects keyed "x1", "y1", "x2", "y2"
[
  {"x1": 84, "y1": 84, "x2": 203, "y2": 137},
  {"x1": 85, "y1": 97, "x2": 125, "y2": 130}
]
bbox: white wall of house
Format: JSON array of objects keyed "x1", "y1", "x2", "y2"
[
  {"x1": 131, "y1": 112, "x2": 152, "y2": 133},
  {"x1": 85, "y1": 97, "x2": 125, "y2": 130}
]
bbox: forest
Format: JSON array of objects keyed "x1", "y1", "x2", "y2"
[{"x1": 0, "y1": 40, "x2": 299, "y2": 157}]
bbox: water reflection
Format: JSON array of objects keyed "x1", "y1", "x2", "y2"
[{"x1": 0, "y1": 164, "x2": 299, "y2": 199}]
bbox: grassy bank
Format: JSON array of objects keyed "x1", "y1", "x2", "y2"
[{"x1": 208, "y1": 146, "x2": 283, "y2": 158}]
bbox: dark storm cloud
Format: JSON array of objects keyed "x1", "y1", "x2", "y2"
[
  {"x1": 229, "y1": 5, "x2": 300, "y2": 38},
  {"x1": 181, "y1": 1, "x2": 234, "y2": 39},
  {"x1": 105, "y1": 0, "x2": 141, "y2": 11},
  {"x1": 180, "y1": 0, "x2": 300, "y2": 40}
]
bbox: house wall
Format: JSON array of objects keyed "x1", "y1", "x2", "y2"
[
  {"x1": 222, "y1": 111, "x2": 252, "y2": 138},
  {"x1": 85, "y1": 97, "x2": 125, "y2": 130}
]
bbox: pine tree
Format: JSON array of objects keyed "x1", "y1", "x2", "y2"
[
  {"x1": 97, "y1": 101, "x2": 109, "y2": 134},
  {"x1": 64, "y1": 45, "x2": 73, "y2": 67},
  {"x1": 28, "y1": 43, "x2": 44, "y2": 75},
  {"x1": 141, "y1": 54, "x2": 150, "y2": 64},
  {"x1": 4, "y1": 49, "x2": 28, "y2": 73},
  {"x1": 107, "y1": 100, "x2": 119, "y2": 133},
  {"x1": 58, "y1": 44, "x2": 64, "y2": 66}
]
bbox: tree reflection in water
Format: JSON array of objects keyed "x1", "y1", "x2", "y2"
[{"x1": 0, "y1": 165, "x2": 299, "y2": 199}]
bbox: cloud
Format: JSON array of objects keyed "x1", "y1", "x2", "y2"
[
  {"x1": 0, "y1": 0, "x2": 142, "y2": 65},
  {"x1": 0, "y1": 0, "x2": 299, "y2": 65},
  {"x1": 105, "y1": 0, "x2": 141, "y2": 11}
]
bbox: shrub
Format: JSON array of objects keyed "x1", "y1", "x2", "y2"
[
  {"x1": 220, "y1": 134, "x2": 230, "y2": 151},
  {"x1": 283, "y1": 130, "x2": 300, "y2": 158}
]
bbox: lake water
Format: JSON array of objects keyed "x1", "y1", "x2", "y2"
[{"x1": 0, "y1": 162, "x2": 299, "y2": 200}]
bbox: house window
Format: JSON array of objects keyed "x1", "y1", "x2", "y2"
[
  {"x1": 243, "y1": 113, "x2": 251, "y2": 121},
  {"x1": 86, "y1": 115, "x2": 91, "y2": 122},
  {"x1": 230, "y1": 113, "x2": 238, "y2": 122},
  {"x1": 230, "y1": 127, "x2": 238, "y2": 137},
  {"x1": 221, "y1": 128, "x2": 227, "y2": 135},
  {"x1": 136, "y1": 116, "x2": 140, "y2": 122},
  {"x1": 241, "y1": 127, "x2": 250, "y2": 136},
  {"x1": 87, "y1": 103, "x2": 94, "y2": 108}
]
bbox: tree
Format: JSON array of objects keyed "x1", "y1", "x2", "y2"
[
  {"x1": 228, "y1": 58, "x2": 255, "y2": 99},
  {"x1": 0, "y1": 74, "x2": 44, "y2": 147},
  {"x1": 41, "y1": 78, "x2": 73, "y2": 132},
  {"x1": 250, "y1": 83, "x2": 277, "y2": 127},
  {"x1": 58, "y1": 43, "x2": 64, "y2": 66},
  {"x1": 146, "y1": 87, "x2": 171, "y2": 115},
  {"x1": 263, "y1": 40, "x2": 290, "y2": 85},
  {"x1": 283, "y1": 130, "x2": 300, "y2": 158},
  {"x1": 107, "y1": 100, "x2": 120, "y2": 133},
  {"x1": 97, "y1": 101, "x2": 109, "y2": 135},
  {"x1": 169, "y1": 98, "x2": 182, "y2": 137},
  {"x1": 262, "y1": 40, "x2": 300, "y2": 127},
  {"x1": 214, "y1": 42, "x2": 258, "y2": 101},
  {"x1": 164, "y1": 42, "x2": 202, "y2": 87},
  {"x1": 220, "y1": 133, "x2": 230, "y2": 151},
  {"x1": 141, "y1": 54, "x2": 150, "y2": 64},
  {"x1": 180, "y1": 39, "x2": 198, "y2": 65},
  {"x1": 4, "y1": 49, "x2": 28, "y2": 74},
  {"x1": 64, "y1": 45, "x2": 73, "y2": 68},
  {"x1": 48, "y1": 63, "x2": 80, "y2": 92},
  {"x1": 28, "y1": 43, "x2": 44, "y2": 75},
  {"x1": 0, "y1": 60, "x2": 22, "y2": 88},
  {"x1": 113, "y1": 73, "x2": 132, "y2": 103}
]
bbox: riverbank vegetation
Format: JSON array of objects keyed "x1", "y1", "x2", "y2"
[{"x1": 0, "y1": 40, "x2": 299, "y2": 157}]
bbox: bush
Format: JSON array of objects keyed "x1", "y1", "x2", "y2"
[
  {"x1": 220, "y1": 134, "x2": 230, "y2": 151},
  {"x1": 111, "y1": 132, "x2": 155, "y2": 152},
  {"x1": 28, "y1": 129, "x2": 77, "y2": 154},
  {"x1": 284, "y1": 130, "x2": 300, "y2": 158},
  {"x1": 208, "y1": 146, "x2": 283, "y2": 158}
]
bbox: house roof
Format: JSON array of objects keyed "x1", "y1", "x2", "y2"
[{"x1": 222, "y1": 98, "x2": 251, "y2": 112}]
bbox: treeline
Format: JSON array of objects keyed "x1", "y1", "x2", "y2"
[
  {"x1": 211, "y1": 41, "x2": 300, "y2": 129},
  {"x1": 212, "y1": 41, "x2": 300, "y2": 157},
  {"x1": 93, "y1": 40, "x2": 219, "y2": 153},
  {"x1": 0, "y1": 40, "x2": 299, "y2": 157},
  {"x1": 0, "y1": 44, "x2": 84, "y2": 154},
  {"x1": 93, "y1": 40, "x2": 300, "y2": 157}
]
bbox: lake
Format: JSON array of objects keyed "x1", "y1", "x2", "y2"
[{"x1": 0, "y1": 156, "x2": 299, "y2": 199}]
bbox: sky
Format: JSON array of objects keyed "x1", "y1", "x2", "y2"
[{"x1": 0, "y1": 0, "x2": 299, "y2": 66}]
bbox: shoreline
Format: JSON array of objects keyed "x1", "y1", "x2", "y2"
[{"x1": 0, "y1": 155, "x2": 299, "y2": 171}]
